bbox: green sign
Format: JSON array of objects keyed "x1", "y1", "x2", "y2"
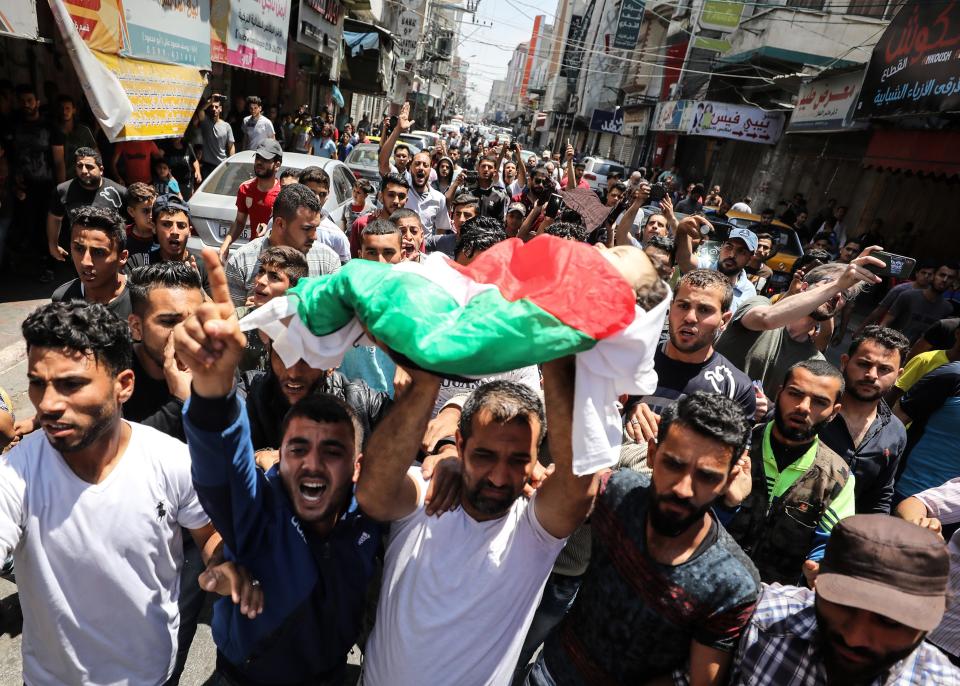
[
  {"x1": 694, "y1": 36, "x2": 733, "y2": 53},
  {"x1": 700, "y1": 0, "x2": 744, "y2": 32}
]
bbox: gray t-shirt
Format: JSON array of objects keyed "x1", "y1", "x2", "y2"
[
  {"x1": 886, "y1": 289, "x2": 956, "y2": 343},
  {"x1": 199, "y1": 118, "x2": 235, "y2": 165},
  {"x1": 715, "y1": 296, "x2": 824, "y2": 398}
]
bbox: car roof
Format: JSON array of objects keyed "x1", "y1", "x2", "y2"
[
  {"x1": 222, "y1": 149, "x2": 345, "y2": 171},
  {"x1": 725, "y1": 209, "x2": 792, "y2": 230}
]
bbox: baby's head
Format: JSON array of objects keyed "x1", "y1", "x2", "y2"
[{"x1": 601, "y1": 245, "x2": 668, "y2": 311}]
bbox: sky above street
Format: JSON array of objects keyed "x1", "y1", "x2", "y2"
[{"x1": 457, "y1": 0, "x2": 551, "y2": 111}]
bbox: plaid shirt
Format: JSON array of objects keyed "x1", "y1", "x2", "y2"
[
  {"x1": 729, "y1": 584, "x2": 958, "y2": 685},
  {"x1": 225, "y1": 232, "x2": 340, "y2": 306}
]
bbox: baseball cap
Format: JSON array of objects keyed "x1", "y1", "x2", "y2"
[
  {"x1": 728, "y1": 227, "x2": 758, "y2": 252},
  {"x1": 507, "y1": 202, "x2": 527, "y2": 216},
  {"x1": 817, "y1": 514, "x2": 949, "y2": 631},
  {"x1": 255, "y1": 139, "x2": 284, "y2": 160},
  {"x1": 152, "y1": 194, "x2": 190, "y2": 219}
]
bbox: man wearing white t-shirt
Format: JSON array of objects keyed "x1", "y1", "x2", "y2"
[
  {"x1": 0, "y1": 300, "x2": 228, "y2": 686},
  {"x1": 241, "y1": 96, "x2": 276, "y2": 152},
  {"x1": 356, "y1": 358, "x2": 597, "y2": 685}
]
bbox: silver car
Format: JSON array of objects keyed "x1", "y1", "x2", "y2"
[
  {"x1": 187, "y1": 150, "x2": 356, "y2": 254},
  {"x1": 581, "y1": 157, "x2": 626, "y2": 193},
  {"x1": 344, "y1": 143, "x2": 381, "y2": 189}
]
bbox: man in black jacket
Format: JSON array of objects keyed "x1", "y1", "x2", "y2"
[{"x1": 240, "y1": 345, "x2": 391, "y2": 457}]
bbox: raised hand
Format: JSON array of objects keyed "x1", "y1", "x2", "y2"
[
  {"x1": 173, "y1": 248, "x2": 247, "y2": 398},
  {"x1": 398, "y1": 102, "x2": 415, "y2": 132},
  {"x1": 163, "y1": 332, "x2": 193, "y2": 402},
  {"x1": 837, "y1": 245, "x2": 884, "y2": 291}
]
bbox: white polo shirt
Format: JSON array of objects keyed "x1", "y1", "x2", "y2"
[{"x1": 406, "y1": 183, "x2": 452, "y2": 237}]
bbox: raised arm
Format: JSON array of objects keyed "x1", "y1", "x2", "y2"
[
  {"x1": 533, "y1": 356, "x2": 599, "y2": 539},
  {"x1": 378, "y1": 102, "x2": 414, "y2": 177},
  {"x1": 613, "y1": 183, "x2": 649, "y2": 247},
  {"x1": 564, "y1": 142, "x2": 576, "y2": 190},
  {"x1": 740, "y1": 248, "x2": 883, "y2": 332},
  {"x1": 513, "y1": 144, "x2": 527, "y2": 187},
  {"x1": 355, "y1": 367, "x2": 441, "y2": 522},
  {"x1": 674, "y1": 215, "x2": 708, "y2": 273}
]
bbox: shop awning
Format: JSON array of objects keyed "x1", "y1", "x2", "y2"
[
  {"x1": 719, "y1": 46, "x2": 856, "y2": 69},
  {"x1": 862, "y1": 130, "x2": 960, "y2": 178},
  {"x1": 339, "y1": 18, "x2": 393, "y2": 95}
]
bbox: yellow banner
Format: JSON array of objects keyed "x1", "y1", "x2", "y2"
[
  {"x1": 94, "y1": 52, "x2": 207, "y2": 140},
  {"x1": 62, "y1": 0, "x2": 125, "y2": 54}
]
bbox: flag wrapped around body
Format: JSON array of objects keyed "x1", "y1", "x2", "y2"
[{"x1": 240, "y1": 235, "x2": 669, "y2": 474}]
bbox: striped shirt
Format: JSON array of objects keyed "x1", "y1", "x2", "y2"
[
  {"x1": 225, "y1": 233, "x2": 340, "y2": 307},
  {"x1": 914, "y1": 477, "x2": 960, "y2": 658},
  {"x1": 729, "y1": 584, "x2": 959, "y2": 685}
]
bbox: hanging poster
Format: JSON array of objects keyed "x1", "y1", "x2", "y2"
[
  {"x1": 224, "y1": 0, "x2": 291, "y2": 76},
  {"x1": 789, "y1": 69, "x2": 868, "y2": 132},
  {"x1": 120, "y1": 0, "x2": 212, "y2": 68},
  {"x1": 688, "y1": 101, "x2": 784, "y2": 144}
]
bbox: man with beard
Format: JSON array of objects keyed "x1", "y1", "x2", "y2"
[
  {"x1": 468, "y1": 154, "x2": 509, "y2": 220},
  {"x1": 819, "y1": 327, "x2": 909, "y2": 514},
  {"x1": 357, "y1": 361, "x2": 596, "y2": 685},
  {"x1": 226, "y1": 183, "x2": 340, "y2": 306},
  {"x1": 52, "y1": 206, "x2": 132, "y2": 320},
  {"x1": 219, "y1": 139, "x2": 283, "y2": 260},
  {"x1": 47, "y1": 147, "x2": 126, "y2": 262},
  {"x1": 55, "y1": 95, "x2": 97, "y2": 181},
  {"x1": 527, "y1": 392, "x2": 760, "y2": 686},
  {"x1": 348, "y1": 172, "x2": 409, "y2": 257},
  {"x1": 405, "y1": 151, "x2": 453, "y2": 236},
  {"x1": 197, "y1": 94, "x2": 236, "y2": 178},
  {"x1": 176, "y1": 252, "x2": 385, "y2": 685},
  {"x1": 717, "y1": 256, "x2": 883, "y2": 399},
  {"x1": 677, "y1": 218, "x2": 758, "y2": 313},
  {"x1": 725, "y1": 360, "x2": 856, "y2": 586},
  {"x1": 513, "y1": 164, "x2": 553, "y2": 213},
  {"x1": 624, "y1": 270, "x2": 757, "y2": 444},
  {"x1": 2, "y1": 300, "x2": 228, "y2": 685},
  {"x1": 728, "y1": 514, "x2": 957, "y2": 685},
  {"x1": 882, "y1": 261, "x2": 960, "y2": 344}
]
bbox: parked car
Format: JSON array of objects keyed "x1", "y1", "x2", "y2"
[
  {"x1": 187, "y1": 151, "x2": 355, "y2": 255},
  {"x1": 413, "y1": 130, "x2": 439, "y2": 150},
  {"x1": 344, "y1": 143, "x2": 382, "y2": 188},
  {"x1": 580, "y1": 157, "x2": 626, "y2": 192},
  {"x1": 399, "y1": 133, "x2": 430, "y2": 152}
]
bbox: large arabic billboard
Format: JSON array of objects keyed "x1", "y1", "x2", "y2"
[
  {"x1": 789, "y1": 69, "x2": 868, "y2": 133},
  {"x1": 122, "y1": 0, "x2": 212, "y2": 68},
  {"x1": 855, "y1": 0, "x2": 960, "y2": 119},
  {"x1": 651, "y1": 100, "x2": 784, "y2": 144},
  {"x1": 590, "y1": 108, "x2": 624, "y2": 134}
]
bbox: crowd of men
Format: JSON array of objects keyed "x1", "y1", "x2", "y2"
[{"x1": 0, "y1": 85, "x2": 959, "y2": 686}]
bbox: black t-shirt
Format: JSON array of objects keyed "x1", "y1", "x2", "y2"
[
  {"x1": 470, "y1": 184, "x2": 507, "y2": 219},
  {"x1": 125, "y1": 226, "x2": 155, "y2": 269},
  {"x1": 630, "y1": 343, "x2": 757, "y2": 420},
  {"x1": 923, "y1": 317, "x2": 960, "y2": 350},
  {"x1": 11, "y1": 116, "x2": 63, "y2": 184},
  {"x1": 51, "y1": 278, "x2": 132, "y2": 321},
  {"x1": 50, "y1": 178, "x2": 127, "y2": 242},
  {"x1": 123, "y1": 349, "x2": 185, "y2": 440}
]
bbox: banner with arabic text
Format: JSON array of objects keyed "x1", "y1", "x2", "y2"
[
  {"x1": 212, "y1": 0, "x2": 291, "y2": 76},
  {"x1": 589, "y1": 108, "x2": 624, "y2": 134},
  {"x1": 789, "y1": 69, "x2": 868, "y2": 132},
  {"x1": 612, "y1": 0, "x2": 645, "y2": 51},
  {"x1": 855, "y1": 0, "x2": 960, "y2": 119},
  {"x1": 687, "y1": 101, "x2": 784, "y2": 144},
  {"x1": 121, "y1": 0, "x2": 212, "y2": 68}
]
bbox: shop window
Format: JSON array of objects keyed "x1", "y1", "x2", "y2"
[
  {"x1": 847, "y1": 0, "x2": 905, "y2": 19},
  {"x1": 786, "y1": 0, "x2": 825, "y2": 10}
]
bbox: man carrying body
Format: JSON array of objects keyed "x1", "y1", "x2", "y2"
[
  {"x1": 47, "y1": 147, "x2": 126, "y2": 263},
  {"x1": 819, "y1": 326, "x2": 908, "y2": 514},
  {"x1": 357, "y1": 359, "x2": 598, "y2": 685},
  {"x1": 725, "y1": 360, "x2": 856, "y2": 585},
  {"x1": 625, "y1": 269, "x2": 758, "y2": 445},
  {"x1": 529, "y1": 392, "x2": 760, "y2": 686},
  {"x1": 175, "y1": 252, "x2": 384, "y2": 684},
  {"x1": 881, "y1": 261, "x2": 959, "y2": 344},
  {"x1": 728, "y1": 514, "x2": 957, "y2": 685},
  {"x1": 219, "y1": 139, "x2": 283, "y2": 260},
  {"x1": 676, "y1": 217, "x2": 758, "y2": 313},
  {"x1": 716, "y1": 255, "x2": 883, "y2": 399},
  {"x1": 226, "y1": 183, "x2": 340, "y2": 306},
  {"x1": 52, "y1": 206, "x2": 133, "y2": 320},
  {"x1": 1, "y1": 300, "x2": 223, "y2": 684}
]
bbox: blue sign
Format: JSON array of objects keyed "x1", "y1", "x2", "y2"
[{"x1": 589, "y1": 108, "x2": 624, "y2": 134}]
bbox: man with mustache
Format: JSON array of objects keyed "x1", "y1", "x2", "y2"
[
  {"x1": 725, "y1": 360, "x2": 856, "y2": 586},
  {"x1": 819, "y1": 326, "x2": 909, "y2": 514},
  {"x1": 716, "y1": 253, "x2": 883, "y2": 399},
  {"x1": 676, "y1": 217, "x2": 758, "y2": 313},
  {"x1": 405, "y1": 150, "x2": 452, "y2": 236},
  {"x1": 527, "y1": 392, "x2": 760, "y2": 686},
  {"x1": 219, "y1": 139, "x2": 283, "y2": 260},
  {"x1": 728, "y1": 514, "x2": 957, "y2": 685}
]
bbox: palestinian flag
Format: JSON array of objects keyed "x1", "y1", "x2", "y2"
[{"x1": 240, "y1": 235, "x2": 669, "y2": 474}]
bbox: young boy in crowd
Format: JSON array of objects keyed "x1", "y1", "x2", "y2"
[
  {"x1": 344, "y1": 178, "x2": 374, "y2": 233},
  {"x1": 152, "y1": 157, "x2": 182, "y2": 199},
  {"x1": 125, "y1": 182, "x2": 157, "y2": 268},
  {"x1": 236, "y1": 245, "x2": 308, "y2": 373}
]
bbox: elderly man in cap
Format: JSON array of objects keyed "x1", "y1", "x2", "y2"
[
  {"x1": 676, "y1": 221, "x2": 759, "y2": 313},
  {"x1": 728, "y1": 514, "x2": 958, "y2": 685}
]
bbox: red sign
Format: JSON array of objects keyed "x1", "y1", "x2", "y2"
[{"x1": 519, "y1": 14, "x2": 543, "y2": 100}]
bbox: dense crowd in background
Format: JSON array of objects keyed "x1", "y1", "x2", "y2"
[{"x1": 0, "y1": 82, "x2": 959, "y2": 686}]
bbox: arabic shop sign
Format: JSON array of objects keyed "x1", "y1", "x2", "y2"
[
  {"x1": 855, "y1": 0, "x2": 960, "y2": 119},
  {"x1": 122, "y1": 0, "x2": 212, "y2": 68},
  {"x1": 612, "y1": 0, "x2": 646, "y2": 51},
  {"x1": 789, "y1": 69, "x2": 868, "y2": 132},
  {"x1": 688, "y1": 101, "x2": 784, "y2": 144},
  {"x1": 211, "y1": 0, "x2": 292, "y2": 76},
  {"x1": 590, "y1": 108, "x2": 624, "y2": 134},
  {"x1": 699, "y1": 1, "x2": 744, "y2": 32}
]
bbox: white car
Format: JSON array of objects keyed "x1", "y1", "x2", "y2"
[
  {"x1": 187, "y1": 151, "x2": 356, "y2": 254},
  {"x1": 581, "y1": 157, "x2": 626, "y2": 193}
]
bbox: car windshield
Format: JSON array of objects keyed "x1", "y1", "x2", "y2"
[
  {"x1": 595, "y1": 162, "x2": 625, "y2": 177},
  {"x1": 203, "y1": 162, "x2": 255, "y2": 197},
  {"x1": 347, "y1": 147, "x2": 379, "y2": 166}
]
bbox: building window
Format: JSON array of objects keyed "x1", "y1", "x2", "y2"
[
  {"x1": 786, "y1": 0, "x2": 825, "y2": 10},
  {"x1": 847, "y1": 0, "x2": 906, "y2": 19}
]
